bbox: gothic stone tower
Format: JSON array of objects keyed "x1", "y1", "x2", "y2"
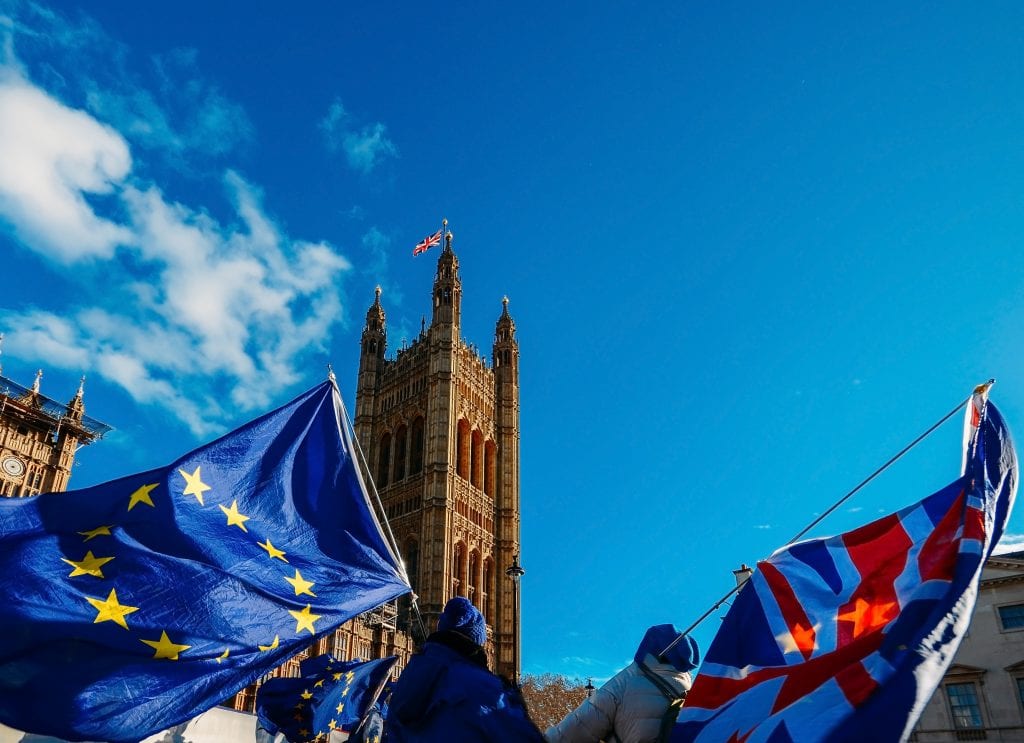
[
  {"x1": 354, "y1": 233, "x2": 521, "y2": 679},
  {"x1": 0, "y1": 362, "x2": 111, "y2": 497}
]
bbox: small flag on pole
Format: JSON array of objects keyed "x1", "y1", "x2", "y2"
[
  {"x1": 413, "y1": 229, "x2": 442, "y2": 256},
  {"x1": 256, "y1": 654, "x2": 398, "y2": 740}
]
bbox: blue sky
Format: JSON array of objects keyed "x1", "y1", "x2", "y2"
[{"x1": 3, "y1": 1, "x2": 1024, "y2": 683}]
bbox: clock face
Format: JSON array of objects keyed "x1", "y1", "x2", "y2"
[{"x1": 1, "y1": 456, "x2": 25, "y2": 478}]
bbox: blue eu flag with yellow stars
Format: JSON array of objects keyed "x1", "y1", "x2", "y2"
[
  {"x1": 0, "y1": 380, "x2": 411, "y2": 742},
  {"x1": 256, "y1": 654, "x2": 397, "y2": 742}
]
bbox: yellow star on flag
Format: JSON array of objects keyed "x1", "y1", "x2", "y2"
[
  {"x1": 329, "y1": 719, "x2": 337, "y2": 730},
  {"x1": 85, "y1": 588, "x2": 138, "y2": 630},
  {"x1": 285, "y1": 569, "x2": 317, "y2": 597},
  {"x1": 62, "y1": 550, "x2": 114, "y2": 578},
  {"x1": 127, "y1": 483, "x2": 159, "y2": 511},
  {"x1": 216, "y1": 648, "x2": 230, "y2": 663},
  {"x1": 301, "y1": 689, "x2": 313, "y2": 700},
  {"x1": 314, "y1": 679, "x2": 325, "y2": 688},
  {"x1": 219, "y1": 500, "x2": 250, "y2": 532},
  {"x1": 341, "y1": 687, "x2": 348, "y2": 697},
  {"x1": 141, "y1": 630, "x2": 191, "y2": 660},
  {"x1": 335, "y1": 701, "x2": 345, "y2": 714},
  {"x1": 332, "y1": 672, "x2": 343, "y2": 681},
  {"x1": 290, "y1": 604, "x2": 321, "y2": 635},
  {"x1": 346, "y1": 671, "x2": 354, "y2": 681},
  {"x1": 259, "y1": 635, "x2": 280, "y2": 651},
  {"x1": 179, "y1": 466, "x2": 211, "y2": 505},
  {"x1": 78, "y1": 525, "x2": 113, "y2": 541},
  {"x1": 258, "y1": 538, "x2": 288, "y2": 562}
]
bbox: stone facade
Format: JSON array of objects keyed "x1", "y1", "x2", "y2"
[
  {"x1": 225, "y1": 231, "x2": 523, "y2": 710},
  {"x1": 912, "y1": 552, "x2": 1024, "y2": 741},
  {"x1": 354, "y1": 233, "x2": 522, "y2": 679}
]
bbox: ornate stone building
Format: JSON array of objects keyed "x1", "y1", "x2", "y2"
[
  {"x1": 0, "y1": 355, "x2": 111, "y2": 497},
  {"x1": 354, "y1": 232, "x2": 522, "y2": 679},
  {"x1": 225, "y1": 230, "x2": 523, "y2": 710}
]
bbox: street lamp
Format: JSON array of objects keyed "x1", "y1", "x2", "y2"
[
  {"x1": 585, "y1": 678, "x2": 595, "y2": 698},
  {"x1": 505, "y1": 553, "x2": 525, "y2": 687}
]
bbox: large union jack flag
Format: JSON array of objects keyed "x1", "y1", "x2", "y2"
[{"x1": 674, "y1": 386, "x2": 1018, "y2": 743}]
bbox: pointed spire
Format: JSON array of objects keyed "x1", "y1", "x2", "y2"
[
  {"x1": 365, "y1": 285, "x2": 386, "y2": 333},
  {"x1": 67, "y1": 375, "x2": 86, "y2": 419},
  {"x1": 31, "y1": 369, "x2": 42, "y2": 394},
  {"x1": 501, "y1": 295, "x2": 511, "y2": 318}
]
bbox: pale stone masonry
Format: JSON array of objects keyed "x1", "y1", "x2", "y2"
[
  {"x1": 226, "y1": 231, "x2": 524, "y2": 710},
  {"x1": 354, "y1": 232, "x2": 522, "y2": 679},
  {"x1": 912, "y1": 552, "x2": 1024, "y2": 741}
]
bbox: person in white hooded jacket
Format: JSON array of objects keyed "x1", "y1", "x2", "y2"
[{"x1": 545, "y1": 624, "x2": 700, "y2": 743}]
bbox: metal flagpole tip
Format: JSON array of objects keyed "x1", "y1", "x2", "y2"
[{"x1": 327, "y1": 363, "x2": 337, "y2": 383}]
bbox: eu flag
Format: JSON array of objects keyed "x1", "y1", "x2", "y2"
[
  {"x1": 0, "y1": 380, "x2": 411, "y2": 742},
  {"x1": 256, "y1": 654, "x2": 397, "y2": 741},
  {"x1": 674, "y1": 386, "x2": 1018, "y2": 742}
]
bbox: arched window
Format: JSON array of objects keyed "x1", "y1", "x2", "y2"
[
  {"x1": 482, "y1": 557, "x2": 494, "y2": 622},
  {"x1": 394, "y1": 424, "x2": 408, "y2": 481},
  {"x1": 468, "y1": 550, "x2": 480, "y2": 607},
  {"x1": 471, "y1": 430, "x2": 484, "y2": 490},
  {"x1": 453, "y1": 542, "x2": 466, "y2": 597},
  {"x1": 456, "y1": 419, "x2": 471, "y2": 480},
  {"x1": 378, "y1": 432, "x2": 391, "y2": 487},
  {"x1": 410, "y1": 417, "x2": 425, "y2": 474},
  {"x1": 484, "y1": 441, "x2": 497, "y2": 496},
  {"x1": 404, "y1": 536, "x2": 419, "y2": 591}
]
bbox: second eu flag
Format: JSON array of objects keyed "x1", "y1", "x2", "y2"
[{"x1": 0, "y1": 380, "x2": 411, "y2": 742}]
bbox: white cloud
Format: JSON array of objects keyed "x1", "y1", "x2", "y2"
[
  {"x1": 993, "y1": 533, "x2": 1024, "y2": 556},
  {"x1": 2, "y1": 5, "x2": 252, "y2": 169},
  {"x1": 0, "y1": 64, "x2": 350, "y2": 436},
  {"x1": 754, "y1": 524, "x2": 773, "y2": 530},
  {"x1": 0, "y1": 74, "x2": 132, "y2": 262},
  {"x1": 320, "y1": 98, "x2": 398, "y2": 174}
]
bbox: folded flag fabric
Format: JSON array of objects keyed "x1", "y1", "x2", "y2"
[
  {"x1": 0, "y1": 380, "x2": 410, "y2": 742},
  {"x1": 674, "y1": 386, "x2": 1017, "y2": 742},
  {"x1": 257, "y1": 654, "x2": 398, "y2": 742}
]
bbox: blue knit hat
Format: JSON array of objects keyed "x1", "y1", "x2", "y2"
[
  {"x1": 437, "y1": 597, "x2": 487, "y2": 647},
  {"x1": 634, "y1": 624, "x2": 700, "y2": 672}
]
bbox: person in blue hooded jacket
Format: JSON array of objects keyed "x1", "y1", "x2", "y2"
[
  {"x1": 545, "y1": 625, "x2": 700, "y2": 743},
  {"x1": 386, "y1": 596, "x2": 544, "y2": 742}
]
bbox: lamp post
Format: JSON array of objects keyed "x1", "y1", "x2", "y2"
[
  {"x1": 585, "y1": 677, "x2": 595, "y2": 698},
  {"x1": 505, "y1": 553, "x2": 525, "y2": 687}
]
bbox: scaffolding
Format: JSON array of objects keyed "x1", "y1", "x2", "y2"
[{"x1": 0, "y1": 375, "x2": 113, "y2": 440}]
